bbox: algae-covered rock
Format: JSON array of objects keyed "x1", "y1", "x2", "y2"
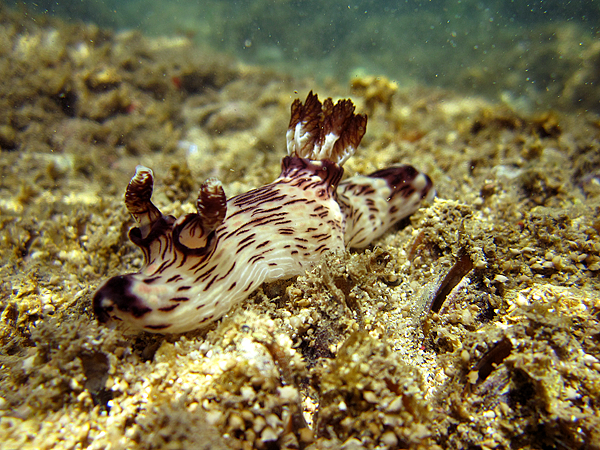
[{"x1": 315, "y1": 331, "x2": 436, "y2": 449}]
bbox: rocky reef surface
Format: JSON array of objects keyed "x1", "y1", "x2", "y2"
[{"x1": 0, "y1": 6, "x2": 599, "y2": 450}]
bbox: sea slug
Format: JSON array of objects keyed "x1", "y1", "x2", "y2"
[{"x1": 93, "y1": 92, "x2": 434, "y2": 333}]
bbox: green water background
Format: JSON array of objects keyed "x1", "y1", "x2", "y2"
[{"x1": 7, "y1": 0, "x2": 600, "y2": 111}]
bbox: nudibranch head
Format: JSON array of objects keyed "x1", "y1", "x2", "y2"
[
  {"x1": 93, "y1": 164, "x2": 230, "y2": 331},
  {"x1": 93, "y1": 91, "x2": 434, "y2": 333}
]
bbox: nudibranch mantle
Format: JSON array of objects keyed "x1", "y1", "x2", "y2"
[{"x1": 93, "y1": 92, "x2": 434, "y2": 333}]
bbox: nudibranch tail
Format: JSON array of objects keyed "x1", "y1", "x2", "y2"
[
  {"x1": 339, "y1": 165, "x2": 435, "y2": 248},
  {"x1": 93, "y1": 91, "x2": 434, "y2": 334},
  {"x1": 286, "y1": 90, "x2": 367, "y2": 165}
]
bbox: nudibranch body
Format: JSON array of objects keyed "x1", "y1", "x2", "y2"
[{"x1": 93, "y1": 92, "x2": 434, "y2": 333}]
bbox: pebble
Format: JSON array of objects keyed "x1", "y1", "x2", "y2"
[
  {"x1": 252, "y1": 415, "x2": 266, "y2": 433},
  {"x1": 277, "y1": 385, "x2": 299, "y2": 403},
  {"x1": 386, "y1": 396, "x2": 403, "y2": 413},
  {"x1": 363, "y1": 391, "x2": 378, "y2": 403},
  {"x1": 260, "y1": 426, "x2": 278, "y2": 442},
  {"x1": 461, "y1": 349, "x2": 470, "y2": 363},
  {"x1": 229, "y1": 413, "x2": 245, "y2": 431},
  {"x1": 265, "y1": 413, "x2": 281, "y2": 429},
  {"x1": 467, "y1": 370, "x2": 479, "y2": 384},
  {"x1": 380, "y1": 430, "x2": 398, "y2": 447}
]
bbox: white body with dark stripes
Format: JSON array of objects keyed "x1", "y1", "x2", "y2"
[{"x1": 93, "y1": 92, "x2": 434, "y2": 333}]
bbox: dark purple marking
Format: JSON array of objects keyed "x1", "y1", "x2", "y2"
[
  {"x1": 143, "y1": 277, "x2": 161, "y2": 284},
  {"x1": 156, "y1": 258, "x2": 177, "y2": 275},
  {"x1": 217, "y1": 263, "x2": 236, "y2": 281},
  {"x1": 159, "y1": 304, "x2": 180, "y2": 312},
  {"x1": 93, "y1": 275, "x2": 152, "y2": 322},
  {"x1": 236, "y1": 238, "x2": 257, "y2": 254},
  {"x1": 283, "y1": 198, "x2": 313, "y2": 206},
  {"x1": 204, "y1": 274, "x2": 220, "y2": 291},
  {"x1": 145, "y1": 324, "x2": 171, "y2": 330},
  {"x1": 194, "y1": 264, "x2": 217, "y2": 284},
  {"x1": 248, "y1": 254, "x2": 266, "y2": 264},
  {"x1": 256, "y1": 240, "x2": 270, "y2": 249}
]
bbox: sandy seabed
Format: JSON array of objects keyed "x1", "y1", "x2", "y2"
[{"x1": 0, "y1": 6, "x2": 599, "y2": 450}]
